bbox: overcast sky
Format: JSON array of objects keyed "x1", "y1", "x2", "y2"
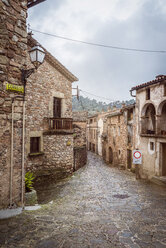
[{"x1": 27, "y1": 0, "x2": 166, "y2": 102}]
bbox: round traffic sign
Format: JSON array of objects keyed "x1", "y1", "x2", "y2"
[{"x1": 133, "y1": 151, "x2": 141, "y2": 159}]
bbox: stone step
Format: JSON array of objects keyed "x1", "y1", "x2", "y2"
[{"x1": 150, "y1": 176, "x2": 166, "y2": 187}]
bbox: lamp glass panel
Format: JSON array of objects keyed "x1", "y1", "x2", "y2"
[
  {"x1": 29, "y1": 49, "x2": 37, "y2": 62},
  {"x1": 37, "y1": 50, "x2": 45, "y2": 63}
]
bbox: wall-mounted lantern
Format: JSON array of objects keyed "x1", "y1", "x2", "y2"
[
  {"x1": 29, "y1": 45, "x2": 45, "y2": 67},
  {"x1": 21, "y1": 44, "x2": 45, "y2": 96}
]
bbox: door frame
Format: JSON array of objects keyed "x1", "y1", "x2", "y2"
[{"x1": 160, "y1": 142, "x2": 166, "y2": 176}]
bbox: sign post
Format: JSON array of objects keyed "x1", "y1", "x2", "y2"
[{"x1": 133, "y1": 150, "x2": 142, "y2": 164}]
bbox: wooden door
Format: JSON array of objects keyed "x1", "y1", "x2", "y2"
[
  {"x1": 53, "y1": 97, "x2": 61, "y2": 118},
  {"x1": 162, "y1": 143, "x2": 166, "y2": 176},
  {"x1": 109, "y1": 147, "x2": 113, "y2": 164},
  {"x1": 127, "y1": 149, "x2": 132, "y2": 169}
]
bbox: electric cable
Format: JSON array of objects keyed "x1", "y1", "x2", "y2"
[
  {"x1": 80, "y1": 90, "x2": 115, "y2": 102},
  {"x1": 29, "y1": 28, "x2": 166, "y2": 54}
]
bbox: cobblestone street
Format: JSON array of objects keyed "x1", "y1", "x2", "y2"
[{"x1": 0, "y1": 152, "x2": 166, "y2": 248}]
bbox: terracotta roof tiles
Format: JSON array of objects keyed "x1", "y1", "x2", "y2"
[{"x1": 130, "y1": 75, "x2": 166, "y2": 91}]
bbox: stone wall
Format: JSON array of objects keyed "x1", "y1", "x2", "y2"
[
  {"x1": 74, "y1": 146, "x2": 87, "y2": 171},
  {"x1": 104, "y1": 112, "x2": 128, "y2": 167},
  {"x1": 25, "y1": 37, "x2": 75, "y2": 182},
  {"x1": 73, "y1": 122, "x2": 87, "y2": 147},
  {"x1": 73, "y1": 111, "x2": 87, "y2": 170},
  {"x1": 29, "y1": 134, "x2": 73, "y2": 187},
  {"x1": 0, "y1": 0, "x2": 27, "y2": 208}
]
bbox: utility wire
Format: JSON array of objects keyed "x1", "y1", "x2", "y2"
[
  {"x1": 29, "y1": 28, "x2": 166, "y2": 54},
  {"x1": 80, "y1": 89, "x2": 115, "y2": 102}
]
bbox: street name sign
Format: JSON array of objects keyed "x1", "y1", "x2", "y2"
[
  {"x1": 6, "y1": 83, "x2": 24, "y2": 93},
  {"x1": 133, "y1": 150, "x2": 142, "y2": 164}
]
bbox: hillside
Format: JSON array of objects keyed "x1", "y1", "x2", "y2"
[{"x1": 72, "y1": 96, "x2": 135, "y2": 113}]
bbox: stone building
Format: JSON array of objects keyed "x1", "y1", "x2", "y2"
[
  {"x1": 103, "y1": 105, "x2": 134, "y2": 169},
  {"x1": 86, "y1": 105, "x2": 135, "y2": 169},
  {"x1": 102, "y1": 108, "x2": 127, "y2": 167},
  {"x1": 73, "y1": 111, "x2": 87, "y2": 170},
  {"x1": 25, "y1": 35, "x2": 78, "y2": 185},
  {"x1": 0, "y1": 0, "x2": 46, "y2": 209},
  {"x1": 87, "y1": 114, "x2": 98, "y2": 153},
  {"x1": 130, "y1": 75, "x2": 166, "y2": 180}
]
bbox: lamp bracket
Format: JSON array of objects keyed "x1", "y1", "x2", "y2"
[{"x1": 21, "y1": 68, "x2": 35, "y2": 83}]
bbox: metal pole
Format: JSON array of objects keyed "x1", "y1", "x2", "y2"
[
  {"x1": 21, "y1": 99, "x2": 25, "y2": 209},
  {"x1": 10, "y1": 99, "x2": 14, "y2": 207}
]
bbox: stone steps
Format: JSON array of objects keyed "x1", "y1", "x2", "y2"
[{"x1": 150, "y1": 176, "x2": 166, "y2": 187}]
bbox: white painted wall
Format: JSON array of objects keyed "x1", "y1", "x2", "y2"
[
  {"x1": 97, "y1": 118, "x2": 104, "y2": 156},
  {"x1": 135, "y1": 83, "x2": 166, "y2": 178}
]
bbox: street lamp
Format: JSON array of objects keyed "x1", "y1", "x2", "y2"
[
  {"x1": 21, "y1": 44, "x2": 45, "y2": 95},
  {"x1": 29, "y1": 44, "x2": 45, "y2": 67}
]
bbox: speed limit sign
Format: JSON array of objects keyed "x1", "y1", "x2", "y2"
[{"x1": 133, "y1": 150, "x2": 142, "y2": 164}]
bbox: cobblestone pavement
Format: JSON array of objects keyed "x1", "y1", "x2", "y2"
[{"x1": 0, "y1": 152, "x2": 166, "y2": 248}]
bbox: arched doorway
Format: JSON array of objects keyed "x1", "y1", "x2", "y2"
[
  {"x1": 141, "y1": 103, "x2": 156, "y2": 134},
  {"x1": 109, "y1": 147, "x2": 113, "y2": 164}
]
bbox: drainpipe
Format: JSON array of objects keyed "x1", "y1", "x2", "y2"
[
  {"x1": 130, "y1": 89, "x2": 136, "y2": 97},
  {"x1": 21, "y1": 99, "x2": 25, "y2": 209},
  {"x1": 9, "y1": 99, "x2": 14, "y2": 208}
]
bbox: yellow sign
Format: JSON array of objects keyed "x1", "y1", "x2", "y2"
[{"x1": 6, "y1": 83, "x2": 24, "y2": 93}]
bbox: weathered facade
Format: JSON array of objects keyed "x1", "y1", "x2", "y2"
[
  {"x1": 73, "y1": 111, "x2": 87, "y2": 170},
  {"x1": 26, "y1": 36, "x2": 78, "y2": 184},
  {"x1": 102, "y1": 109, "x2": 126, "y2": 167},
  {"x1": 131, "y1": 75, "x2": 166, "y2": 179},
  {"x1": 0, "y1": 0, "x2": 29, "y2": 209},
  {"x1": 104, "y1": 105, "x2": 135, "y2": 169},
  {"x1": 87, "y1": 105, "x2": 135, "y2": 170},
  {"x1": 0, "y1": 0, "x2": 77, "y2": 209}
]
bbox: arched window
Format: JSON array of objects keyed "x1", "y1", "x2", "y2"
[
  {"x1": 158, "y1": 101, "x2": 166, "y2": 135},
  {"x1": 141, "y1": 103, "x2": 156, "y2": 134}
]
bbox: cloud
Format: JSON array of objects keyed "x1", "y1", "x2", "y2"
[{"x1": 28, "y1": 0, "x2": 166, "y2": 101}]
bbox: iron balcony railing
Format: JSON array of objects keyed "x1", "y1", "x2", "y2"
[{"x1": 48, "y1": 118, "x2": 73, "y2": 130}]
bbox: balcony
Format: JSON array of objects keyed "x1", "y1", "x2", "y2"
[
  {"x1": 141, "y1": 118, "x2": 166, "y2": 137},
  {"x1": 158, "y1": 119, "x2": 166, "y2": 136},
  {"x1": 141, "y1": 118, "x2": 156, "y2": 136},
  {"x1": 49, "y1": 118, "x2": 73, "y2": 130},
  {"x1": 44, "y1": 118, "x2": 73, "y2": 135}
]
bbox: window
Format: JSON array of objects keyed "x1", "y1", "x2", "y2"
[
  {"x1": 53, "y1": 97, "x2": 61, "y2": 118},
  {"x1": 127, "y1": 109, "x2": 133, "y2": 121},
  {"x1": 146, "y1": 88, "x2": 150, "y2": 100},
  {"x1": 118, "y1": 116, "x2": 120, "y2": 123},
  {"x1": 150, "y1": 142, "x2": 154, "y2": 151},
  {"x1": 30, "y1": 137, "x2": 40, "y2": 153},
  {"x1": 118, "y1": 126, "x2": 120, "y2": 136}
]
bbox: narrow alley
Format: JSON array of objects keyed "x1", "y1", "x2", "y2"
[{"x1": 0, "y1": 152, "x2": 166, "y2": 248}]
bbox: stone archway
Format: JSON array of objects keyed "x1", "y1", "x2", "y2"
[
  {"x1": 141, "y1": 103, "x2": 156, "y2": 134},
  {"x1": 157, "y1": 100, "x2": 166, "y2": 135}
]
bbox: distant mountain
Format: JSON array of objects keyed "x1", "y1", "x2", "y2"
[{"x1": 72, "y1": 96, "x2": 135, "y2": 114}]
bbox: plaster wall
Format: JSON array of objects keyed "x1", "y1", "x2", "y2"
[{"x1": 135, "y1": 82, "x2": 166, "y2": 178}]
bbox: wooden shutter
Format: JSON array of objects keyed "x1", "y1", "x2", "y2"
[
  {"x1": 30, "y1": 137, "x2": 40, "y2": 153},
  {"x1": 53, "y1": 97, "x2": 61, "y2": 118}
]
